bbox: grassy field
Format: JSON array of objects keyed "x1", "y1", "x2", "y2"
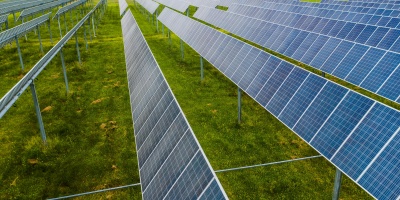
[{"x1": 0, "y1": 1, "x2": 377, "y2": 199}]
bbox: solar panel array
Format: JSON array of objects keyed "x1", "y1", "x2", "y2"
[
  {"x1": 135, "y1": 0, "x2": 159, "y2": 15},
  {"x1": 0, "y1": 0, "x2": 56, "y2": 16},
  {"x1": 121, "y1": 9, "x2": 227, "y2": 200},
  {"x1": 53, "y1": 0, "x2": 87, "y2": 19},
  {"x1": 154, "y1": 0, "x2": 189, "y2": 13},
  {"x1": 18, "y1": 0, "x2": 73, "y2": 21},
  {"x1": 119, "y1": 0, "x2": 128, "y2": 16},
  {"x1": 0, "y1": 13, "x2": 51, "y2": 48},
  {"x1": 158, "y1": 8, "x2": 400, "y2": 200},
  {"x1": 194, "y1": 6, "x2": 400, "y2": 104},
  {"x1": 0, "y1": 0, "x2": 106, "y2": 118}
]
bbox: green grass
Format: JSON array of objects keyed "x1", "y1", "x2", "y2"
[{"x1": 0, "y1": 1, "x2": 378, "y2": 199}]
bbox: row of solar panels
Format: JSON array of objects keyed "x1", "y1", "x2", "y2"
[
  {"x1": 0, "y1": 0, "x2": 56, "y2": 16},
  {"x1": 0, "y1": 13, "x2": 51, "y2": 47},
  {"x1": 158, "y1": 8, "x2": 400, "y2": 200},
  {"x1": 0, "y1": 0, "x2": 105, "y2": 118},
  {"x1": 234, "y1": 2, "x2": 400, "y2": 26},
  {"x1": 193, "y1": 5, "x2": 400, "y2": 104},
  {"x1": 120, "y1": 7, "x2": 228, "y2": 199}
]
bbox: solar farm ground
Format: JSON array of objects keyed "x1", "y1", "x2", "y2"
[{"x1": 0, "y1": 0, "x2": 379, "y2": 199}]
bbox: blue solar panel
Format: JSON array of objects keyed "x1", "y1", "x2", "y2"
[
  {"x1": 300, "y1": 35, "x2": 329, "y2": 64},
  {"x1": 378, "y1": 29, "x2": 400, "y2": 50},
  {"x1": 293, "y1": 82, "x2": 348, "y2": 142},
  {"x1": 357, "y1": 131, "x2": 400, "y2": 200},
  {"x1": 310, "y1": 91, "x2": 374, "y2": 158},
  {"x1": 231, "y1": 47, "x2": 260, "y2": 83},
  {"x1": 266, "y1": 68, "x2": 309, "y2": 116},
  {"x1": 245, "y1": 56, "x2": 281, "y2": 98},
  {"x1": 360, "y1": 52, "x2": 400, "y2": 92},
  {"x1": 344, "y1": 48, "x2": 385, "y2": 85},
  {"x1": 255, "y1": 62, "x2": 293, "y2": 107},
  {"x1": 320, "y1": 41, "x2": 354, "y2": 73},
  {"x1": 332, "y1": 44, "x2": 369, "y2": 79},
  {"x1": 332, "y1": 103, "x2": 400, "y2": 180},
  {"x1": 309, "y1": 38, "x2": 341, "y2": 69},
  {"x1": 278, "y1": 74, "x2": 327, "y2": 128},
  {"x1": 238, "y1": 51, "x2": 271, "y2": 90},
  {"x1": 163, "y1": 153, "x2": 214, "y2": 200},
  {"x1": 199, "y1": 179, "x2": 226, "y2": 200},
  {"x1": 376, "y1": 66, "x2": 400, "y2": 102}
]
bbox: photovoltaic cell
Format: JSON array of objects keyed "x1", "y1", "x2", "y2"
[{"x1": 121, "y1": 9, "x2": 227, "y2": 200}]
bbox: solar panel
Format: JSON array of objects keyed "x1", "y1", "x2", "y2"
[
  {"x1": 0, "y1": 0, "x2": 105, "y2": 118},
  {"x1": 158, "y1": 8, "x2": 400, "y2": 199},
  {"x1": 121, "y1": 9, "x2": 227, "y2": 200},
  {"x1": 154, "y1": 0, "x2": 189, "y2": 13},
  {"x1": 119, "y1": 0, "x2": 128, "y2": 16},
  {"x1": 0, "y1": 13, "x2": 51, "y2": 47},
  {"x1": 135, "y1": 0, "x2": 159, "y2": 14},
  {"x1": 18, "y1": 0, "x2": 73, "y2": 21},
  {"x1": 193, "y1": 7, "x2": 400, "y2": 103},
  {"x1": 53, "y1": 0, "x2": 87, "y2": 19},
  {"x1": 0, "y1": 0, "x2": 56, "y2": 16}
]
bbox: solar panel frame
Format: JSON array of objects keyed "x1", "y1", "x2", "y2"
[{"x1": 135, "y1": 0, "x2": 159, "y2": 14}]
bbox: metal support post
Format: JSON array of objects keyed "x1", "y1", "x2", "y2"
[
  {"x1": 30, "y1": 82, "x2": 47, "y2": 144},
  {"x1": 15, "y1": 36, "x2": 24, "y2": 70},
  {"x1": 322, "y1": 72, "x2": 325, "y2": 77},
  {"x1": 37, "y1": 26, "x2": 43, "y2": 53},
  {"x1": 60, "y1": 49, "x2": 69, "y2": 93},
  {"x1": 88, "y1": 17, "x2": 93, "y2": 41},
  {"x1": 22, "y1": 19, "x2": 28, "y2": 41},
  {"x1": 187, "y1": 9, "x2": 189, "y2": 16},
  {"x1": 58, "y1": 16, "x2": 62, "y2": 38},
  {"x1": 84, "y1": 21, "x2": 88, "y2": 50},
  {"x1": 332, "y1": 168, "x2": 342, "y2": 200},
  {"x1": 48, "y1": 21, "x2": 53, "y2": 44},
  {"x1": 92, "y1": 16, "x2": 96, "y2": 37},
  {"x1": 162, "y1": 24, "x2": 164, "y2": 36},
  {"x1": 168, "y1": 30, "x2": 171, "y2": 44},
  {"x1": 200, "y1": 56, "x2": 204, "y2": 81},
  {"x1": 13, "y1": 12, "x2": 16, "y2": 22},
  {"x1": 238, "y1": 87, "x2": 242, "y2": 124},
  {"x1": 156, "y1": 10, "x2": 159, "y2": 33},
  {"x1": 180, "y1": 39, "x2": 184, "y2": 59},
  {"x1": 75, "y1": 34, "x2": 81, "y2": 63}
]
